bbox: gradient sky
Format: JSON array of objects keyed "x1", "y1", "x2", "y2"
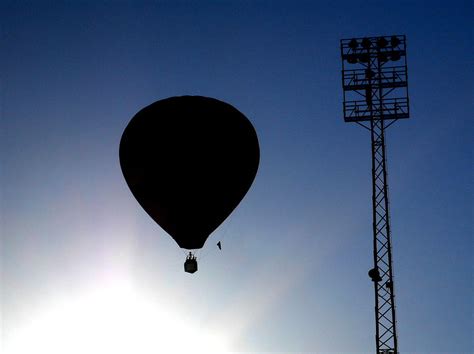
[{"x1": 1, "y1": 1, "x2": 472, "y2": 353}]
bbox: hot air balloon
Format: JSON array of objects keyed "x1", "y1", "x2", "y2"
[{"x1": 119, "y1": 96, "x2": 260, "y2": 273}]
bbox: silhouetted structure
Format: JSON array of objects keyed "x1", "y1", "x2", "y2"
[
  {"x1": 341, "y1": 35, "x2": 410, "y2": 354},
  {"x1": 119, "y1": 96, "x2": 260, "y2": 273}
]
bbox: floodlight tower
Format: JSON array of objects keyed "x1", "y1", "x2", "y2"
[{"x1": 340, "y1": 35, "x2": 409, "y2": 354}]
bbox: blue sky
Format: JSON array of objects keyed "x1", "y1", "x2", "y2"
[{"x1": 1, "y1": 1, "x2": 472, "y2": 353}]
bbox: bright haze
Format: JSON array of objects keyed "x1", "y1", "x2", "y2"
[{"x1": 1, "y1": 1, "x2": 472, "y2": 353}]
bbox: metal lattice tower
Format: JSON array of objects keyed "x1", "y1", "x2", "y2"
[{"x1": 340, "y1": 35, "x2": 410, "y2": 354}]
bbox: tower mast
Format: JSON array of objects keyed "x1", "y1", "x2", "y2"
[{"x1": 340, "y1": 35, "x2": 410, "y2": 354}]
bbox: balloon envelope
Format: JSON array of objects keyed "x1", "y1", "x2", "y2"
[{"x1": 119, "y1": 96, "x2": 260, "y2": 249}]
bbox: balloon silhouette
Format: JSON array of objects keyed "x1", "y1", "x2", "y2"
[{"x1": 119, "y1": 96, "x2": 260, "y2": 251}]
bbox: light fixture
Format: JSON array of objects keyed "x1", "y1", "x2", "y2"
[
  {"x1": 377, "y1": 37, "x2": 388, "y2": 48},
  {"x1": 349, "y1": 38, "x2": 358, "y2": 50},
  {"x1": 390, "y1": 36, "x2": 401, "y2": 47},
  {"x1": 361, "y1": 37, "x2": 372, "y2": 49},
  {"x1": 347, "y1": 54, "x2": 358, "y2": 64}
]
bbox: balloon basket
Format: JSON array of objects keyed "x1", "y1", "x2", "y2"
[{"x1": 184, "y1": 253, "x2": 198, "y2": 274}]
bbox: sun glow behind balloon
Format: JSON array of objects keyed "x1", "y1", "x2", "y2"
[{"x1": 4, "y1": 277, "x2": 230, "y2": 354}]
